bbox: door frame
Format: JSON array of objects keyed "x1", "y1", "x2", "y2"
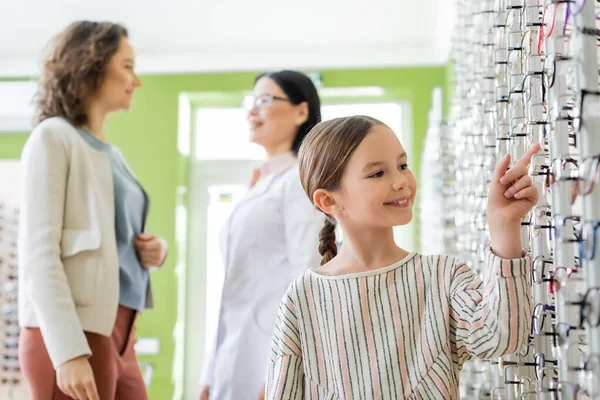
[
  {"x1": 176, "y1": 94, "x2": 414, "y2": 399},
  {"x1": 184, "y1": 159, "x2": 261, "y2": 399}
]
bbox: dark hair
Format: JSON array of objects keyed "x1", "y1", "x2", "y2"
[
  {"x1": 36, "y1": 21, "x2": 128, "y2": 126},
  {"x1": 255, "y1": 70, "x2": 321, "y2": 154},
  {"x1": 298, "y1": 115, "x2": 385, "y2": 265}
]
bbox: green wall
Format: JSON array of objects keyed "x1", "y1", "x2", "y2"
[{"x1": 0, "y1": 66, "x2": 447, "y2": 399}]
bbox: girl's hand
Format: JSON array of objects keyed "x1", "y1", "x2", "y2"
[
  {"x1": 487, "y1": 143, "x2": 541, "y2": 259},
  {"x1": 488, "y1": 143, "x2": 541, "y2": 225}
]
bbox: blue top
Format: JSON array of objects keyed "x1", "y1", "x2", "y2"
[{"x1": 77, "y1": 127, "x2": 149, "y2": 311}]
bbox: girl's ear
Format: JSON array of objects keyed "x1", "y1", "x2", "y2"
[{"x1": 313, "y1": 189, "x2": 340, "y2": 216}]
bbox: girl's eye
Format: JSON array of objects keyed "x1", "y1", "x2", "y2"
[
  {"x1": 369, "y1": 171, "x2": 384, "y2": 178},
  {"x1": 399, "y1": 164, "x2": 409, "y2": 171}
]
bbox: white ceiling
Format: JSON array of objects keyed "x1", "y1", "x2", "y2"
[{"x1": 0, "y1": 0, "x2": 455, "y2": 77}]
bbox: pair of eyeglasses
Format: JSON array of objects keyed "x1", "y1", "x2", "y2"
[
  {"x1": 552, "y1": 215, "x2": 583, "y2": 254},
  {"x1": 531, "y1": 253, "x2": 580, "y2": 294},
  {"x1": 552, "y1": 380, "x2": 581, "y2": 400},
  {"x1": 503, "y1": 351, "x2": 559, "y2": 385},
  {"x1": 539, "y1": 1, "x2": 573, "y2": 49},
  {"x1": 529, "y1": 153, "x2": 551, "y2": 178},
  {"x1": 532, "y1": 256, "x2": 554, "y2": 284},
  {"x1": 534, "y1": 352, "x2": 558, "y2": 383},
  {"x1": 1, "y1": 364, "x2": 20, "y2": 373},
  {"x1": 578, "y1": 220, "x2": 600, "y2": 262},
  {"x1": 0, "y1": 252, "x2": 17, "y2": 261},
  {"x1": 549, "y1": 107, "x2": 578, "y2": 147},
  {"x1": 518, "y1": 334, "x2": 537, "y2": 358},
  {"x1": 3, "y1": 292, "x2": 17, "y2": 304},
  {"x1": 2, "y1": 354, "x2": 18, "y2": 362},
  {"x1": 583, "y1": 354, "x2": 600, "y2": 396},
  {"x1": 3, "y1": 323, "x2": 19, "y2": 336},
  {"x1": 528, "y1": 102, "x2": 549, "y2": 127},
  {"x1": 552, "y1": 322, "x2": 584, "y2": 351},
  {"x1": 2, "y1": 304, "x2": 17, "y2": 316},
  {"x1": 3, "y1": 317, "x2": 18, "y2": 327},
  {"x1": 3, "y1": 341, "x2": 18, "y2": 350},
  {"x1": 532, "y1": 303, "x2": 556, "y2": 334},
  {"x1": 3, "y1": 281, "x2": 17, "y2": 293},
  {"x1": 563, "y1": 287, "x2": 600, "y2": 327},
  {"x1": 549, "y1": 158, "x2": 579, "y2": 184},
  {"x1": 0, "y1": 271, "x2": 18, "y2": 281},
  {"x1": 241, "y1": 94, "x2": 292, "y2": 112},
  {"x1": 543, "y1": 53, "x2": 572, "y2": 89},
  {"x1": 569, "y1": 89, "x2": 600, "y2": 134},
  {"x1": 0, "y1": 260, "x2": 18, "y2": 274},
  {"x1": 552, "y1": 266, "x2": 583, "y2": 294},
  {"x1": 525, "y1": 206, "x2": 555, "y2": 247},
  {"x1": 578, "y1": 153, "x2": 600, "y2": 196},
  {"x1": 502, "y1": 360, "x2": 538, "y2": 385}
]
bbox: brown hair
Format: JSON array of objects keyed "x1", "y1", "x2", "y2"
[
  {"x1": 298, "y1": 115, "x2": 385, "y2": 265},
  {"x1": 35, "y1": 21, "x2": 128, "y2": 126}
]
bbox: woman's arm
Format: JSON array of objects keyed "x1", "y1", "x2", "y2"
[{"x1": 19, "y1": 127, "x2": 91, "y2": 368}]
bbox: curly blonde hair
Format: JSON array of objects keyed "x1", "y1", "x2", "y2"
[{"x1": 35, "y1": 21, "x2": 128, "y2": 126}]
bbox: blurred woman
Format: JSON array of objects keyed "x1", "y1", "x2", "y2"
[
  {"x1": 18, "y1": 21, "x2": 167, "y2": 400},
  {"x1": 200, "y1": 71, "x2": 323, "y2": 400}
]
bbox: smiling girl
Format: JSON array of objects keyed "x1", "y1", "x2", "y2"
[{"x1": 265, "y1": 115, "x2": 539, "y2": 399}]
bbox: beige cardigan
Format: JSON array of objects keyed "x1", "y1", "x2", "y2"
[{"x1": 18, "y1": 117, "x2": 155, "y2": 369}]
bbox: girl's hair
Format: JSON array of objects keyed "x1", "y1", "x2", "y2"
[
  {"x1": 298, "y1": 115, "x2": 385, "y2": 265},
  {"x1": 255, "y1": 70, "x2": 321, "y2": 154},
  {"x1": 36, "y1": 21, "x2": 128, "y2": 126}
]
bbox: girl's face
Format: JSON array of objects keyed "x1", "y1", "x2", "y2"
[{"x1": 335, "y1": 125, "x2": 417, "y2": 230}]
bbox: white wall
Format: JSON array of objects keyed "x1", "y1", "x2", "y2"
[{"x1": 0, "y1": 0, "x2": 454, "y2": 77}]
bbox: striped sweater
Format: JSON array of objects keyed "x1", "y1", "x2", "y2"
[{"x1": 265, "y1": 249, "x2": 532, "y2": 399}]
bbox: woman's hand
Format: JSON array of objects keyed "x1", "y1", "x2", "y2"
[
  {"x1": 258, "y1": 384, "x2": 266, "y2": 400},
  {"x1": 487, "y1": 143, "x2": 541, "y2": 258},
  {"x1": 134, "y1": 233, "x2": 167, "y2": 269},
  {"x1": 200, "y1": 386, "x2": 210, "y2": 400},
  {"x1": 56, "y1": 356, "x2": 99, "y2": 400}
]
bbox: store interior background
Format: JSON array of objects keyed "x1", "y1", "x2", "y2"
[{"x1": 0, "y1": 1, "x2": 457, "y2": 398}]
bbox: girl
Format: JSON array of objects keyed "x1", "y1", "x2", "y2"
[
  {"x1": 200, "y1": 71, "x2": 323, "y2": 400},
  {"x1": 266, "y1": 116, "x2": 539, "y2": 399},
  {"x1": 18, "y1": 21, "x2": 167, "y2": 400}
]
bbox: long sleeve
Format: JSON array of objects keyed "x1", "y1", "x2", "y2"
[
  {"x1": 266, "y1": 289, "x2": 305, "y2": 400},
  {"x1": 449, "y1": 248, "x2": 532, "y2": 366},
  {"x1": 199, "y1": 332, "x2": 218, "y2": 388},
  {"x1": 282, "y1": 170, "x2": 322, "y2": 277},
  {"x1": 18, "y1": 128, "x2": 91, "y2": 368}
]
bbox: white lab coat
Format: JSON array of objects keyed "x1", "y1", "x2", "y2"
[{"x1": 202, "y1": 152, "x2": 322, "y2": 400}]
